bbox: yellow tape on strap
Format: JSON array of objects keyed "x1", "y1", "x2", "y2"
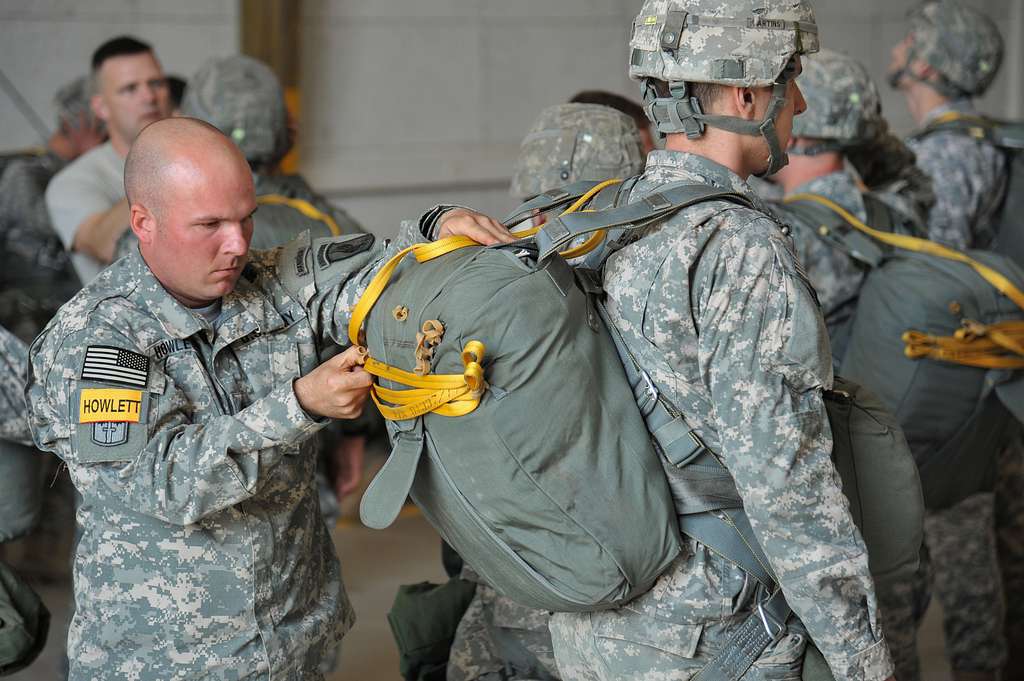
[
  {"x1": 257, "y1": 194, "x2": 341, "y2": 236},
  {"x1": 509, "y1": 178, "x2": 620, "y2": 259}
]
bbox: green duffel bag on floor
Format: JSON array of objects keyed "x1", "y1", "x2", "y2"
[{"x1": 353, "y1": 236, "x2": 682, "y2": 613}]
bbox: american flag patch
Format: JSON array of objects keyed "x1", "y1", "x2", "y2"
[{"x1": 81, "y1": 346, "x2": 149, "y2": 388}]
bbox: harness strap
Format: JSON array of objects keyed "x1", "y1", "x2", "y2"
[
  {"x1": 692, "y1": 587, "x2": 792, "y2": 681},
  {"x1": 256, "y1": 194, "x2": 341, "y2": 236},
  {"x1": 501, "y1": 180, "x2": 606, "y2": 227}
]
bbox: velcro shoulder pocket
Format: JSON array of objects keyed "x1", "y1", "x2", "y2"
[{"x1": 70, "y1": 382, "x2": 152, "y2": 464}]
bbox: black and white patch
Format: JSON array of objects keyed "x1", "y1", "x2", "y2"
[{"x1": 81, "y1": 346, "x2": 149, "y2": 388}]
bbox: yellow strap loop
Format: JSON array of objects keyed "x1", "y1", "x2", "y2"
[
  {"x1": 256, "y1": 194, "x2": 341, "y2": 236},
  {"x1": 509, "y1": 179, "x2": 621, "y2": 258},
  {"x1": 783, "y1": 192, "x2": 1024, "y2": 367},
  {"x1": 347, "y1": 236, "x2": 485, "y2": 420}
]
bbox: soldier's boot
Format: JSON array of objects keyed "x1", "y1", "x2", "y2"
[{"x1": 952, "y1": 671, "x2": 999, "y2": 681}]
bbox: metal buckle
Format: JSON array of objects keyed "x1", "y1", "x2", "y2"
[
  {"x1": 757, "y1": 599, "x2": 787, "y2": 643},
  {"x1": 639, "y1": 369, "x2": 658, "y2": 406}
]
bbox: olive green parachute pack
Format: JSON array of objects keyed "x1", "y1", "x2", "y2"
[
  {"x1": 0, "y1": 560, "x2": 49, "y2": 676},
  {"x1": 352, "y1": 178, "x2": 922, "y2": 680},
  {"x1": 783, "y1": 192, "x2": 1024, "y2": 511},
  {"x1": 911, "y1": 112, "x2": 1024, "y2": 267}
]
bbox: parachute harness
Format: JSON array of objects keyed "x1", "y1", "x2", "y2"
[
  {"x1": 784, "y1": 192, "x2": 1024, "y2": 370},
  {"x1": 347, "y1": 180, "x2": 620, "y2": 421}
]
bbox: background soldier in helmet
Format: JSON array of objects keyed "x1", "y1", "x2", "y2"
[
  {"x1": 888, "y1": 3, "x2": 1020, "y2": 679},
  {"x1": 427, "y1": 1, "x2": 895, "y2": 679},
  {"x1": 446, "y1": 102, "x2": 644, "y2": 681}
]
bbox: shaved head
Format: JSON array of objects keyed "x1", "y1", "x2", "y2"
[
  {"x1": 125, "y1": 116, "x2": 257, "y2": 308},
  {"x1": 125, "y1": 117, "x2": 247, "y2": 216}
]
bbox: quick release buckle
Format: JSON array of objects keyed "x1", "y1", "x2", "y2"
[{"x1": 757, "y1": 598, "x2": 787, "y2": 644}]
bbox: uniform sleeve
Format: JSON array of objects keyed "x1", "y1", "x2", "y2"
[
  {"x1": 26, "y1": 323, "x2": 326, "y2": 526},
  {"x1": 44, "y1": 162, "x2": 116, "y2": 252},
  {"x1": 0, "y1": 326, "x2": 32, "y2": 446},
  {"x1": 693, "y1": 218, "x2": 893, "y2": 681}
]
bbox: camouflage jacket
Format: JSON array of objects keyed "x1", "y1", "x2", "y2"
[
  {"x1": 25, "y1": 227, "x2": 417, "y2": 680},
  {"x1": 0, "y1": 150, "x2": 81, "y2": 342},
  {"x1": 771, "y1": 170, "x2": 868, "y2": 329},
  {"x1": 907, "y1": 99, "x2": 1007, "y2": 250},
  {"x1": 603, "y1": 150, "x2": 892, "y2": 681},
  {"x1": 0, "y1": 325, "x2": 31, "y2": 446}
]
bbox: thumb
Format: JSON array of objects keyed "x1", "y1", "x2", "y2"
[{"x1": 331, "y1": 344, "x2": 369, "y2": 371}]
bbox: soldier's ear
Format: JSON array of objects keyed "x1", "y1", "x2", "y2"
[
  {"x1": 91, "y1": 93, "x2": 108, "y2": 125},
  {"x1": 130, "y1": 203, "x2": 157, "y2": 245}
]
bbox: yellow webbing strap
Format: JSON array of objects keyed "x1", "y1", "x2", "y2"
[
  {"x1": 257, "y1": 194, "x2": 341, "y2": 236},
  {"x1": 784, "y1": 192, "x2": 1024, "y2": 366},
  {"x1": 510, "y1": 178, "x2": 622, "y2": 258},
  {"x1": 347, "y1": 236, "x2": 486, "y2": 420}
]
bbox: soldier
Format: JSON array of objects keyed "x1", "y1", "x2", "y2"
[
  {"x1": 24, "y1": 117, "x2": 499, "y2": 681},
  {"x1": 0, "y1": 76, "x2": 103, "y2": 546},
  {"x1": 568, "y1": 91, "x2": 656, "y2": 155},
  {"x1": 45, "y1": 36, "x2": 172, "y2": 284},
  {"x1": 428, "y1": 1, "x2": 894, "y2": 679},
  {"x1": 0, "y1": 326, "x2": 31, "y2": 451},
  {"x1": 767, "y1": 49, "x2": 933, "y2": 681},
  {"x1": 889, "y1": 4, "x2": 1014, "y2": 679},
  {"x1": 447, "y1": 102, "x2": 644, "y2": 681}
]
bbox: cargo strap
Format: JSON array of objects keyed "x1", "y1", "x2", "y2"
[
  {"x1": 785, "y1": 193, "x2": 1024, "y2": 369},
  {"x1": 348, "y1": 236, "x2": 488, "y2": 421},
  {"x1": 256, "y1": 194, "x2": 342, "y2": 236},
  {"x1": 598, "y1": 297, "x2": 791, "y2": 678},
  {"x1": 536, "y1": 184, "x2": 754, "y2": 262}
]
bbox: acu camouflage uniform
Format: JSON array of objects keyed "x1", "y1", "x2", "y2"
[
  {"x1": 770, "y1": 49, "x2": 930, "y2": 681},
  {"x1": 0, "y1": 325, "x2": 30, "y2": 448},
  {"x1": 545, "y1": 2, "x2": 892, "y2": 680},
  {"x1": 448, "y1": 102, "x2": 643, "y2": 681},
  {"x1": 892, "y1": 2, "x2": 1013, "y2": 676},
  {"x1": 24, "y1": 225, "x2": 423, "y2": 680}
]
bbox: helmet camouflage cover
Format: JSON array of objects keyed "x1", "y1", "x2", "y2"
[
  {"x1": 901, "y1": 0, "x2": 1003, "y2": 97},
  {"x1": 181, "y1": 55, "x2": 290, "y2": 168},
  {"x1": 510, "y1": 103, "x2": 644, "y2": 200},
  {"x1": 791, "y1": 48, "x2": 884, "y2": 149},
  {"x1": 628, "y1": 0, "x2": 820, "y2": 88}
]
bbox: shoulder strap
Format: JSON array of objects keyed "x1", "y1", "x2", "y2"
[
  {"x1": 500, "y1": 180, "x2": 607, "y2": 227},
  {"x1": 536, "y1": 183, "x2": 753, "y2": 262},
  {"x1": 257, "y1": 194, "x2": 341, "y2": 236},
  {"x1": 780, "y1": 195, "x2": 886, "y2": 269}
]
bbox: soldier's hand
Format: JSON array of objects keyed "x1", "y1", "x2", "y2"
[
  {"x1": 438, "y1": 208, "x2": 515, "y2": 245},
  {"x1": 294, "y1": 345, "x2": 373, "y2": 420}
]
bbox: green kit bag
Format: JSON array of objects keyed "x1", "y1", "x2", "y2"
[
  {"x1": 0, "y1": 560, "x2": 49, "y2": 676},
  {"x1": 354, "y1": 236, "x2": 682, "y2": 613},
  {"x1": 388, "y1": 579, "x2": 477, "y2": 681}
]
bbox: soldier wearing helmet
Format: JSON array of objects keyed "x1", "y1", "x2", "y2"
[
  {"x1": 889, "y1": 5, "x2": 1015, "y2": 680},
  {"x1": 888, "y1": 0, "x2": 1006, "y2": 251},
  {"x1": 426, "y1": 2, "x2": 895, "y2": 679}
]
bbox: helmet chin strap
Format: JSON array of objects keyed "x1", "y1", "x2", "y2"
[{"x1": 641, "y1": 72, "x2": 794, "y2": 177}]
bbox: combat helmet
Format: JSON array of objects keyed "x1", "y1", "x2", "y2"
[
  {"x1": 510, "y1": 103, "x2": 644, "y2": 200},
  {"x1": 182, "y1": 55, "x2": 290, "y2": 171},
  {"x1": 889, "y1": 0, "x2": 1003, "y2": 98},
  {"x1": 629, "y1": 0, "x2": 819, "y2": 175},
  {"x1": 791, "y1": 49, "x2": 884, "y2": 154}
]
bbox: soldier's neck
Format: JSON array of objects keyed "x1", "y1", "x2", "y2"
[
  {"x1": 664, "y1": 130, "x2": 750, "y2": 179},
  {"x1": 776, "y1": 151, "x2": 844, "y2": 196},
  {"x1": 904, "y1": 82, "x2": 950, "y2": 127}
]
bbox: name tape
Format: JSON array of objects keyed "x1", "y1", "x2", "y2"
[{"x1": 79, "y1": 388, "x2": 144, "y2": 424}]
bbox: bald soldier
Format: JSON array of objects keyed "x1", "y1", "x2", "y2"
[{"x1": 24, "y1": 117, "x2": 494, "y2": 681}]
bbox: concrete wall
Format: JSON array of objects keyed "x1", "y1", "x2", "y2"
[{"x1": 1, "y1": 0, "x2": 1020, "y2": 239}]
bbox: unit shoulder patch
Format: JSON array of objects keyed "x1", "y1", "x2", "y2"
[{"x1": 73, "y1": 383, "x2": 150, "y2": 463}]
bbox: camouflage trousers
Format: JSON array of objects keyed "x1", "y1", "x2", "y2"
[
  {"x1": 447, "y1": 581, "x2": 559, "y2": 681},
  {"x1": 925, "y1": 491, "x2": 1006, "y2": 674},
  {"x1": 0, "y1": 439, "x2": 46, "y2": 542},
  {"x1": 995, "y1": 429, "x2": 1024, "y2": 680},
  {"x1": 873, "y1": 548, "x2": 933, "y2": 681},
  {"x1": 547, "y1": 554, "x2": 807, "y2": 681}
]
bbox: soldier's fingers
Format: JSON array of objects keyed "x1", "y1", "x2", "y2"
[
  {"x1": 337, "y1": 367, "x2": 373, "y2": 390},
  {"x1": 331, "y1": 345, "x2": 368, "y2": 371}
]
